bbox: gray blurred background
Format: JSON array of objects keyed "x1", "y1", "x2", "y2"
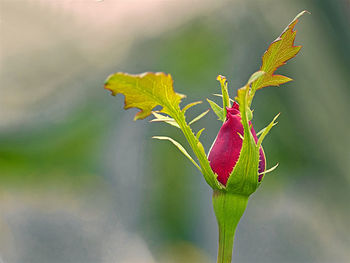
[{"x1": 0, "y1": 0, "x2": 349, "y2": 262}]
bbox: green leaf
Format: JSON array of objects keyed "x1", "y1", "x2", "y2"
[
  {"x1": 213, "y1": 94, "x2": 235, "y2": 104},
  {"x1": 104, "y1": 72, "x2": 184, "y2": 120},
  {"x1": 247, "y1": 71, "x2": 265, "y2": 86},
  {"x1": 152, "y1": 136, "x2": 201, "y2": 172},
  {"x1": 207, "y1": 99, "x2": 225, "y2": 122},
  {"x1": 256, "y1": 127, "x2": 266, "y2": 137},
  {"x1": 104, "y1": 71, "x2": 221, "y2": 190},
  {"x1": 189, "y1": 109, "x2": 210, "y2": 125},
  {"x1": 237, "y1": 132, "x2": 244, "y2": 141},
  {"x1": 150, "y1": 112, "x2": 180, "y2": 128},
  {"x1": 257, "y1": 113, "x2": 280, "y2": 147},
  {"x1": 182, "y1": 101, "x2": 202, "y2": 113},
  {"x1": 258, "y1": 163, "x2": 279, "y2": 176},
  {"x1": 216, "y1": 75, "x2": 231, "y2": 118},
  {"x1": 196, "y1": 128, "x2": 205, "y2": 139}
]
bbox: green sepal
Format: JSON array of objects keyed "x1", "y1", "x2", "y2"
[
  {"x1": 259, "y1": 163, "x2": 279, "y2": 177},
  {"x1": 213, "y1": 94, "x2": 235, "y2": 104},
  {"x1": 225, "y1": 130, "x2": 260, "y2": 195},
  {"x1": 222, "y1": 70, "x2": 269, "y2": 194},
  {"x1": 225, "y1": 83, "x2": 260, "y2": 195},
  {"x1": 207, "y1": 99, "x2": 225, "y2": 122},
  {"x1": 257, "y1": 113, "x2": 280, "y2": 147},
  {"x1": 247, "y1": 107, "x2": 253, "y2": 121},
  {"x1": 216, "y1": 75, "x2": 231, "y2": 119}
]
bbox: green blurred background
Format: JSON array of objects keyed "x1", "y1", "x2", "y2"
[{"x1": 0, "y1": 0, "x2": 349, "y2": 262}]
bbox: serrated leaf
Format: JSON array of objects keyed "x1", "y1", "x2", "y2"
[
  {"x1": 189, "y1": 109, "x2": 210, "y2": 125},
  {"x1": 150, "y1": 112, "x2": 180, "y2": 128},
  {"x1": 104, "y1": 72, "x2": 183, "y2": 120},
  {"x1": 207, "y1": 99, "x2": 225, "y2": 122},
  {"x1": 251, "y1": 11, "x2": 309, "y2": 93},
  {"x1": 182, "y1": 101, "x2": 202, "y2": 113},
  {"x1": 152, "y1": 136, "x2": 201, "y2": 172}
]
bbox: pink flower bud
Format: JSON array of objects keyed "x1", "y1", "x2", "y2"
[{"x1": 208, "y1": 102, "x2": 266, "y2": 186}]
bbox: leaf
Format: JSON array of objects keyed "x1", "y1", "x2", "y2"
[
  {"x1": 251, "y1": 11, "x2": 309, "y2": 93},
  {"x1": 258, "y1": 163, "x2": 279, "y2": 176},
  {"x1": 216, "y1": 75, "x2": 231, "y2": 117},
  {"x1": 189, "y1": 109, "x2": 210, "y2": 125},
  {"x1": 104, "y1": 72, "x2": 184, "y2": 120},
  {"x1": 196, "y1": 128, "x2": 205, "y2": 139},
  {"x1": 213, "y1": 94, "x2": 235, "y2": 103},
  {"x1": 237, "y1": 132, "x2": 244, "y2": 141},
  {"x1": 207, "y1": 99, "x2": 225, "y2": 122},
  {"x1": 257, "y1": 113, "x2": 280, "y2": 147},
  {"x1": 256, "y1": 127, "x2": 265, "y2": 137},
  {"x1": 150, "y1": 112, "x2": 180, "y2": 128},
  {"x1": 247, "y1": 71, "x2": 265, "y2": 86},
  {"x1": 182, "y1": 101, "x2": 202, "y2": 113},
  {"x1": 152, "y1": 136, "x2": 201, "y2": 172},
  {"x1": 104, "y1": 74, "x2": 220, "y2": 190}
]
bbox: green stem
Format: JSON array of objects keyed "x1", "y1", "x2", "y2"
[
  {"x1": 218, "y1": 222, "x2": 235, "y2": 263},
  {"x1": 213, "y1": 191, "x2": 249, "y2": 263},
  {"x1": 171, "y1": 110, "x2": 218, "y2": 188}
]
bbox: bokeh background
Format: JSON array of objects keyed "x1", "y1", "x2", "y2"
[{"x1": 1, "y1": 0, "x2": 349, "y2": 262}]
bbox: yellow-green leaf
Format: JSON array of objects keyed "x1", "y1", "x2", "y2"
[
  {"x1": 196, "y1": 128, "x2": 205, "y2": 139},
  {"x1": 189, "y1": 109, "x2": 210, "y2": 125},
  {"x1": 251, "y1": 11, "x2": 309, "y2": 92},
  {"x1": 216, "y1": 75, "x2": 231, "y2": 116},
  {"x1": 258, "y1": 163, "x2": 279, "y2": 176},
  {"x1": 257, "y1": 113, "x2": 280, "y2": 147},
  {"x1": 182, "y1": 101, "x2": 202, "y2": 113},
  {"x1": 247, "y1": 71, "x2": 265, "y2": 86},
  {"x1": 207, "y1": 99, "x2": 225, "y2": 122},
  {"x1": 213, "y1": 94, "x2": 235, "y2": 103},
  {"x1": 152, "y1": 136, "x2": 201, "y2": 172},
  {"x1": 150, "y1": 112, "x2": 180, "y2": 128},
  {"x1": 104, "y1": 72, "x2": 184, "y2": 120}
]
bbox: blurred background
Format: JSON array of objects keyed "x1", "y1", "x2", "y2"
[{"x1": 0, "y1": 0, "x2": 349, "y2": 262}]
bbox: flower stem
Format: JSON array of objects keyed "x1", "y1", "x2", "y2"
[
  {"x1": 171, "y1": 110, "x2": 219, "y2": 189},
  {"x1": 213, "y1": 191, "x2": 249, "y2": 263}
]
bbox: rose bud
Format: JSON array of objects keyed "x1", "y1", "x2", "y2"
[{"x1": 208, "y1": 102, "x2": 266, "y2": 186}]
